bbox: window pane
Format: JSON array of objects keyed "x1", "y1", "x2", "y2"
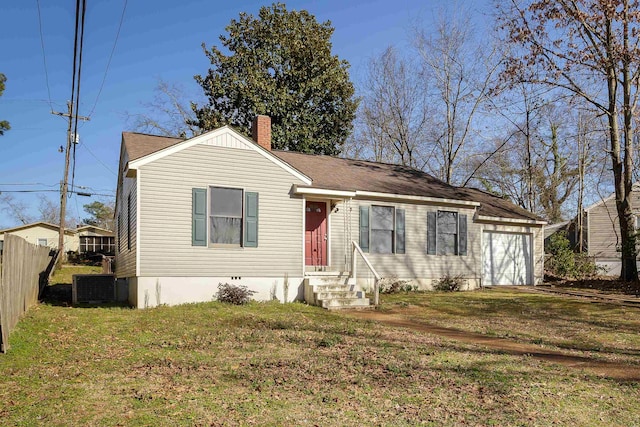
[
  {"x1": 210, "y1": 217, "x2": 241, "y2": 244},
  {"x1": 371, "y1": 230, "x2": 393, "y2": 254},
  {"x1": 437, "y1": 233, "x2": 457, "y2": 255},
  {"x1": 437, "y1": 211, "x2": 457, "y2": 234},
  {"x1": 211, "y1": 187, "x2": 242, "y2": 217},
  {"x1": 371, "y1": 206, "x2": 393, "y2": 230}
]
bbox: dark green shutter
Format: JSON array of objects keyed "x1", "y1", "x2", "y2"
[
  {"x1": 458, "y1": 214, "x2": 467, "y2": 256},
  {"x1": 396, "y1": 209, "x2": 405, "y2": 254},
  {"x1": 427, "y1": 211, "x2": 437, "y2": 255},
  {"x1": 244, "y1": 192, "x2": 259, "y2": 247},
  {"x1": 192, "y1": 188, "x2": 207, "y2": 246},
  {"x1": 359, "y1": 206, "x2": 369, "y2": 252}
]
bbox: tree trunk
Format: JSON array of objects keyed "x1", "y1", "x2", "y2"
[{"x1": 619, "y1": 4, "x2": 638, "y2": 282}]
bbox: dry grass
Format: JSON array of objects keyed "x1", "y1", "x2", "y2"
[{"x1": 0, "y1": 291, "x2": 638, "y2": 426}]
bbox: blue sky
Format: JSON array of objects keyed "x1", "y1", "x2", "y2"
[{"x1": 0, "y1": 0, "x2": 492, "y2": 227}]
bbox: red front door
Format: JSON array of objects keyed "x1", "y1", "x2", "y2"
[{"x1": 305, "y1": 201, "x2": 327, "y2": 266}]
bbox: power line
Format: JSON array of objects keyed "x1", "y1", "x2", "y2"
[
  {"x1": 36, "y1": 0, "x2": 54, "y2": 112},
  {"x1": 0, "y1": 182, "x2": 58, "y2": 187},
  {"x1": 70, "y1": 0, "x2": 88, "y2": 199},
  {"x1": 86, "y1": 0, "x2": 128, "y2": 118},
  {"x1": 0, "y1": 189, "x2": 115, "y2": 198},
  {"x1": 78, "y1": 142, "x2": 117, "y2": 175}
]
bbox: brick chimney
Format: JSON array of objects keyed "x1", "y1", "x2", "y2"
[{"x1": 252, "y1": 115, "x2": 271, "y2": 151}]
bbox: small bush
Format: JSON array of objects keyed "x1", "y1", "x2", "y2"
[
  {"x1": 546, "y1": 232, "x2": 602, "y2": 279},
  {"x1": 433, "y1": 275, "x2": 464, "y2": 292},
  {"x1": 378, "y1": 277, "x2": 416, "y2": 294},
  {"x1": 216, "y1": 283, "x2": 256, "y2": 305}
]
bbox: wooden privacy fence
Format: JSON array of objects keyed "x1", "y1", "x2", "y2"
[{"x1": 0, "y1": 234, "x2": 56, "y2": 353}]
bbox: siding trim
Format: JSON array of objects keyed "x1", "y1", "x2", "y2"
[
  {"x1": 301, "y1": 196, "x2": 306, "y2": 273},
  {"x1": 135, "y1": 170, "x2": 141, "y2": 277},
  {"x1": 326, "y1": 200, "x2": 332, "y2": 268},
  {"x1": 356, "y1": 191, "x2": 480, "y2": 207},
  {"x1": 129, "y1": 126, "x2": 312, "y2": 185}
]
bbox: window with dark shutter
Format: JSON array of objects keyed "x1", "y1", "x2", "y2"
[
  {"x1": 429, "y1": 210, "x2": 467, "y2": 256},
  {"x1": 371, "y1": 205, "x2": 394, "y2": 254}
]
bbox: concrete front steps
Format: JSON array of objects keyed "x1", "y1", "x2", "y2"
[{"x1": 303, "y1": 272, "x2": 371, "y2": 310}]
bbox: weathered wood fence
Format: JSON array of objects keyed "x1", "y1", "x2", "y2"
[{"x1": 0, "y1": 234, "x2": 56, "y2": 353}]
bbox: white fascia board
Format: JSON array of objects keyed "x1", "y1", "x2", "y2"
[
  {"x1": 127, "y1": 126, "x2": 311, "y2": 185},
  {"x1": 355, "y1": 190, "x2": 481, "y2": 207},
  {"x1": 293, "y1": 185, "x2": 356, "y2": 198},
  {"x1": 476, "y1": 215, "x2": 547, "y2": 226}
]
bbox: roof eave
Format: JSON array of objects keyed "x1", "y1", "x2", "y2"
[
  {"x1": 475, "y1": 215, "x2": 547, "y2": 226},
  {"x1": 292, "y1": 186, "x2": 481, "y2": 207}
]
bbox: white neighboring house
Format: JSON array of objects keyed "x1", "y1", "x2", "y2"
[
  {"x1": 114, "y1": 116, "x2": 546, "y2": 309},
  {"x1": 0, "y1": 222, "x2": 114, "y2": 254}
]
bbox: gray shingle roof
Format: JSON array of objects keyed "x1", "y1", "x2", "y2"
[
  {"x1": 119, "y1": 131, "x2": 541, "y2": 222},
  {"x1": 273, "y1": 151, "x2": 541, "y2": 221}
]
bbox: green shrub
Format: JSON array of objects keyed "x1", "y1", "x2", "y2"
[
  {"x1": 433, "y1": 275, "x2": 464, "y2": 292},
  {"x1": 546, "y1": 232, "x2": 601, "y2": 279},
  {"x1": 216, "y1": 283, "x2": 256, "y2": 305}
]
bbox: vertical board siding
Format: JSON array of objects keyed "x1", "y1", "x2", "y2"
[
  {"x1": 138, "y1": 143, "x2": 305, "y2": 277},
  {"x1": 0, "y1": 235, "x2": 54, "y2": 352}
]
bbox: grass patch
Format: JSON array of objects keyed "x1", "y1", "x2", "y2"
[
  {"x1": 382, "y1": 290, "x2": 640, "y2": 364},
  {"x1": 0, "y1": 293, "x2": 638, "y2": 425},
  {"x1": 50, "y1": 264, "x2": 103, "y2": 285}
]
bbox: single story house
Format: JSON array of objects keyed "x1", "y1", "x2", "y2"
[
  {"x1": 115, "y1": 116, "x2": 545, "y2": 309},
  {"x1": 0, "y1": 222, "x2": 114, "y2": 255}
]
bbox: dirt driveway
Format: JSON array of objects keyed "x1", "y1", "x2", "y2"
[{"x1": 345, "y1": 302, "x2": 640, "y2": 382}]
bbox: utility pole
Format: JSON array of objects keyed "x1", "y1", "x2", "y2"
[{"x1": 52, "y1": 101, "x2": 89, "y2": 269}]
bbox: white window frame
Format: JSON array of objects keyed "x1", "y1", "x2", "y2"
[
  {"x1": 436, "y1": 210, "x2": 459, "y2": 256},
  {"x1": 370, "y1": 205, "x2": 396, "y2": 254},
  {"x1": 208, "y1": 185, "x2": 245, "y2": 247}
]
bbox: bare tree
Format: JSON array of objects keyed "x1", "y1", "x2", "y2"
[
  {"x1": 126, "y1": 79, "x2": 201, "y2": 138},
  {"x1": 0, "y1": 194, "x2": 33, "y2": 225},
  {"x1": 414, "y1": 11, "x2": 501, "y2": 184},
  {"x1": 37, "y1": 195, "x2": 79, "y2": 227},
  {"x1": 498, "y1": 0, "x2": 640, "y2": 281},
  {"x1": 355, "y1": 46, "x2": 430, "y2": 167}
]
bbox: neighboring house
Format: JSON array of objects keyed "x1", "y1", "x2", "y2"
[
  {"x1": 582, "y1": 185, "x2": 640, "y2": 275},
  {"x1": 76, "y1": 225, "x2": 116, "y2": 255},
  {"x1": 115, "y1": 115, "x2": 545, "y2": 309},
  {"x1": 0, "y1": 222, "x2": 114, "y2": 255}
]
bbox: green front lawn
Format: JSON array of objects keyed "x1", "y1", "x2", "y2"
[{"x1": 0, "y1": 291, "x2": 638, "y2": 426}]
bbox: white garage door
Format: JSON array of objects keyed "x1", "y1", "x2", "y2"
[{"x1": 483, "y1": 232, "x2": 532, "y2": 286}]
